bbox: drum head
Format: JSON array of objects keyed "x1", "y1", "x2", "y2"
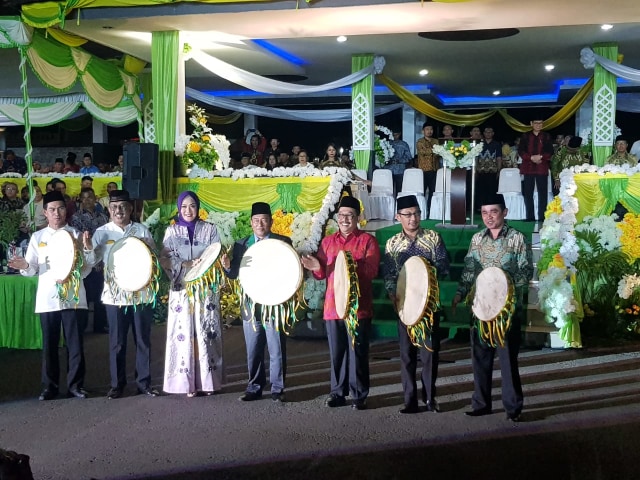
[
  {"x1": 333, "y1": 251, "x2": 350, "y2": 319},
  {"x1": 107, "y1": 237, "x2": 153, "y2": 292},
  {"x1": 184, "y1": 242, "x2": 222, "y2": 283},
  {"x1": 397, "y1": 256, "x2": 431, "y2": 326},
  {"x1": 239, "y1": 239, "x2": 302, "y2": 306},
  {"x1": 47, "y1": 229, "x2": 76, "y2": 281},
  {"x1": 472, "y1": 267, "x2": 510, "y2": 321}
]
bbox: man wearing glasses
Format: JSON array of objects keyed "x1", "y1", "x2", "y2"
[
  {"x1": 383, "y1": 195, "x2": 450, "y2": 414},
  {"x1": 301, "y1": 196, "x2": 380, "y2": 410}
]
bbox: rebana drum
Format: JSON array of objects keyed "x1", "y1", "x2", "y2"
[
  {"x1": 238, "y1": 238, "x2": 303, "y2": 332},
  {"x1": 396, "y1": 256, "x2": 440, "y2": 349},
  {"x1": 183, "y1": 242, "x2": 223, "y2": 302},
  {"x1": 471, "y1": 266, "x2": 515, "y2": 347},
  {"x1": 47, "y1": 229, "x2": 83, "y2": 302},
  {"x1": 333, "y1": 250, "x2": 360, "y2": 343},
  {"x1": 105, "y1": 236, "x2": 161, "y2": 305}
]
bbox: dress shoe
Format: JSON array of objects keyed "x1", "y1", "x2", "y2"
[
  {"x1": 506, "y1": 412, "x2": 522, "y2": 423},
  {"x1": 239, "y1": 391, "x2": 262, "y2": 402},
  {"x1": 67, "y1": 388, "x2": 88, "y2": 399},
  {"x1": 38, "y1": 389, "x2": 58, "y2": 401},
  {"x1": 137, "y1": 387, "x2": 160, "y2": 397},
  {"x1": 426, "y1": 399, "x2": 440, "y2": 413},
  {"x1": 399, "y1": 405, "x2": 420, "y2": 414},
  {"x1": 107, "y1": 387, "x2": 123, "y2": 399},
  {"x1": 271, "y1": 393, "x2": 285, "y2": 403},
  {"x1": 325, "y1": 394, "x2": 346, "y2": 407},
  {"x1": 465, "y1": 408, "x2": 492, "y2": 417},
  {"x1": 351, "y1": 400, "x2": 367, "y2": 410}
]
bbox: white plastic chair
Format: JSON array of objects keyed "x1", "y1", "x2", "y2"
[
  {"x1": 429, "y1": 168, "x2": 452, "y2": 221},
  {"x1": 398, "y1": 168, "x2": 427, "y2": 219},
  {"x1": 368, "y1": 169, "x2": 395, "y2": 220},
  {"x1": 351, "y1": 169, "x2": 368, "y2": 182},
  {"x1": 497, "y1": 168, "x2": 526, "y2": 220}
]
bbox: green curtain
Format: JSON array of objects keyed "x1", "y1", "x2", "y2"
[
  {"x1": 592, "y1": 43, "x2": 618, "y2": 167},
  {"x1": 352, "y1": 54, "x2": 374, "y2": 172},
  {"x1": 151, "y1": 31, "x2": 178, "y2": 203},
  {"x1": 573, "y1": 173, "x2": 640, "y2": 222}
]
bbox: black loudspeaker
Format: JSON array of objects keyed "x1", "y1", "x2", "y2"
[{"x1": 122, "y1": 143, "x2": 159, "y2": 200}]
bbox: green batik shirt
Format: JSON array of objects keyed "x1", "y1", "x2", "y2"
[
  {"x1": 456, "y1": 223, "x2": 533, "y2": 306},
  {"x1": 384, "y1": 228, "x2": 450, "y2": 295}
]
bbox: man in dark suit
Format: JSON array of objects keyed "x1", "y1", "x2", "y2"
[{"x1": 222, "y1": 202, "x2": 292, "y2": 402}]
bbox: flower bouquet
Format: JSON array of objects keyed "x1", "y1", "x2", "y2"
[
  {"x1": 175, "y1": 104, "x2": 231, "y2": 172},
  {"x1": 616, "y1": 273, "x2": 640, "y2": 335},
  {"x1": 374, "y1": 124, "x2": 395, "y2": 168},
  {"x1": 433, "y1": 140, "x2": 483, "y2": 169}
]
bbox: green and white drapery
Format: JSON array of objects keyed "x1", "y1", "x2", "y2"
[
  {"x1": 152, "y1": 31, "x2": 179, "y2": 203},
  {"x1": 351, "y1": 55, "x2": 377, "y2": 172},
  {"x1": 589, "y1": 43, "x2": 619, "y2": 167}
]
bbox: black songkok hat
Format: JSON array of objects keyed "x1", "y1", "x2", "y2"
[
  {"x1": 615, "y1": 135, "x2": 627, "y2": 143},
  {"x1": 109, "y1": 189, "x2": 132, "y2": 203},
  {"x1": 338, "y1": 195, "x2": 361, "y2": 215},
  {"x1": 568, "y1": 136, "x2": 582, "y2": 149},
  {"x1": 396, "y1": 195, "x2": 419, "y2": 212},
  {"x1": 251, "y1": 202, "x2": 271, "y2": 216},
  {"x1": 481, "y1": 193, "x2": 506, "y2": 209},
  {"x1": 42, "y1": 190, "x2": 65, "y2": 207}
]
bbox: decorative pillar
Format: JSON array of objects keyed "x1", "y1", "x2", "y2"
[
  {"x1": 92, "y1": 118, "x2": 108, "y2": 143},
  {"x1": 151, "y1": 31, "x2": 179, "y2": 202},
  {"x1": 351, "y1": 54, "x2": 375, "y2": 174},
  {"x1": 591, "y1": 43, "x2": 618, "y2": 167}
]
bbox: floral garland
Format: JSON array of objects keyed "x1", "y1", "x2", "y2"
[
  {"x1": 175, "y1": 104, "x2": 231, "y2": 171},
  {"x1": 432, "y1": 140, "x2": 483, "y2": 169},
  {"x1": 374, "y1": 124, "x2": 395, "y2": 168}
]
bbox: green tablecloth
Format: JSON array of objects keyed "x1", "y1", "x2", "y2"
[{"x1": 0, "y1": 274, "x2": 42, "y2": 349}]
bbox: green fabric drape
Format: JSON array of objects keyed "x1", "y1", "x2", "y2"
[
  {"x1": 151, "y1": 31, "x2": 179, "y2": 202},
  {"x1": 352, "y1": 54, "x2": 374, "y2": 172},
  {"x1": 377, "y1": 74, "x2": 593, "y2": 131},
  {"x1": 573, "y1": 173, "x2": 640, "y2": 222},
  {"x1": 597, "y1": 177, "x2": 629, "y2": 216},
  {"x1": 276, "y1": 183, "x2": 302, "y2": 212},
  {"x1": 0, "y1": 276, "x2": 41, "y2": 349},
  {"x1": 592, "y1": 43, "x2": 618, "y2": 167}
]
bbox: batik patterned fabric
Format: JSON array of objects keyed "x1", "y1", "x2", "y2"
[{"x1": 416, "y1": 137, "x2": 439, "y2": 172}]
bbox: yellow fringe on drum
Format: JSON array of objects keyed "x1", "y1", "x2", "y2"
[
  {"x1": 407, "y1": 264, "x2": 440, "y2": 351},
  {"x1": 105, "y1": 253, "x2": 162, "y2": 309},
  {"x1": 342, "y1": 251, "x2": 361, "y2": 349},
  {"x1": 185, "y1": 261, "x2": 225, "y2": 308},
  {"x1": 55, "y1": 249, "x2": 83, "y2": 304},
  {"x1": 469, "y1": 283, "x2": 516, "y2": 348}
]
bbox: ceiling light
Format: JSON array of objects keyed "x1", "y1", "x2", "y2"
[
  {"x1": 419, "y1": 69, "x2": 429, "y2": 76},
  {"x1": 601, "y1": 24, "x2": 614, "y2": 31},
  {"x1": 337, "y1": 36, "x2": 347, "y2": 43},
  {"x1": 493, "y1": 90, "x2": 501, "y2": 96},
  {"x1": 545, "y1": 64, "x2": 555, "y2": 72}
]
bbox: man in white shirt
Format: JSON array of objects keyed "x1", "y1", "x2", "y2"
[
  {"x1": 9, "y1": 191, "x2": 94, "y2": 401},
  {"x1": 89, "y1": 190, "x2": 159, "y2": 399}
]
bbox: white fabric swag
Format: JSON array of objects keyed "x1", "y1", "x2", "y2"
[
  {"x1": 580, "y1": 47, "x2": 640, "y2": 83},
  {"x1": 185, "y1": 87, "x2": 403, "y2": 121},
  {"x1": 190, "y1": 49, "x2": 382, "y2": 95}
]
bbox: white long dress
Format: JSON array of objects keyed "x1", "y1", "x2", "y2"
[{"x1": 161, "y1": 221, "x2": 224, "y2": 394}]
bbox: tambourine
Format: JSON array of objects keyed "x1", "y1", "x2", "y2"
[
  {"x1": 237, "y1": 238, "x2": 303, "y2": 332},
  {"x1": 184, "y1": 242, "x2": 224, "y2": 303},
  {"x1": 334, "y1": 250, "x2": 360, "y2": 344},
  {"x1": 396, "y1": 256, "x2": 440, "y2": 349},
  {"x1": 47, "y1": 229, "x2": 83, "y2": 303},
  {"x1": 470, "y1": 266, "x2": 516, "y2": 347},
  {"x1": 105, "y1": 236, "x2": 161, "y2": 305}
]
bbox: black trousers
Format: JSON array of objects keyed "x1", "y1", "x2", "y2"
[
  {"x1": 423, "y1": 170, "x2": 437, "y2": 217},
  {"x1": 78, "y1": 269, "x2": 107, "y2": 332},
  {"x1": 326, "y1": 318, "x2": 371, "y2": 402},
  {"x1": 40, "y1": 309, "x2": 85, "y2": 392},
  {"x1": 397, "y1": 318, "x2": 440, "y2": 408},
  {"x1": 470, "y1": 314, "x2": 523, "y2": 416},
  {"x1": 106, "y1": 304, "x2": 153, "y2": 390},
  {"x1": 522, "y1": 173, "x2": 548, "y2": 221}
]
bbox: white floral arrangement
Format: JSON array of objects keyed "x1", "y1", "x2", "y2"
[
  {"x1": 0, "y1": 172, "x2": 122, "y2": 178},
  {"x1": 617, "y1": 274, "x2": 640, "y2": 300},
  {"x1": 205, "y1": 211, "x2": 240, "y2": 247},
  {"x1": 175, "y1": 104, "x2": 231, "y2": 171},
  {"x1": 432, "y1": 141, "x2": 483, "y2": 169},
  {"x1": 373, "y1": 124, "x2": 395, "y2": 168}
]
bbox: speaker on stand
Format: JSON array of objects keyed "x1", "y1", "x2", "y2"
[{"x1": 122, "y1": 143, "x2": 159, "y2": 221}]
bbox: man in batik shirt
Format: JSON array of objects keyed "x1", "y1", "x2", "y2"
[{"x1": 416, "y1": 123, "x2": 439, "y2": 215}]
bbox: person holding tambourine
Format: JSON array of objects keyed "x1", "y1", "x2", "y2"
[
  {"x1": 451, "y1": 193, "x2": 533, "y2": 422},
  {"x1": 384, "y1": 195, "x2": 450, "y2": 414}
]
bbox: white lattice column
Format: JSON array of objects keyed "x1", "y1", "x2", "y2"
[
  {"x1": 592, "y1": 43, "x2": 618, "y2": 167},
  {"x1": 351, "y1": 54, "x2": 375, "y2": 173}
]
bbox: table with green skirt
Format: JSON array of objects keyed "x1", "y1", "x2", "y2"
[{"x1": 0, "y1": 274, "x2": 42, "y2": 349}]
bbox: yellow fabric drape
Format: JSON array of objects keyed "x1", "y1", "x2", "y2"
[
  {"x1": 45, "y1": 28, "x2": 87, "y2": 47},
  {"x1": 573, "y1": 172, "x2": 640, "y2": 222},
  {"x1": 123, "y1": 54, "x2": 146, "y2": 74},
  {"x1": 378, "y1": 73, "x2": 593, "y2": 131},
  {"x1": 174, "y1": 176, "x2": 331, "y2": 213},
  {"x1": 206, "y1": 111, "x2": 242, "y2": 125}
]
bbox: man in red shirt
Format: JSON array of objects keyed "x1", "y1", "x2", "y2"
[
  {"x1": 301, "y1": 196, "x2": 380, "y2": 410},
  {"x1": 518, "y1": 119, "x2": 554, "y2": 222}
]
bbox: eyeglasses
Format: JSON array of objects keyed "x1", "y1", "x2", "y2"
[
  {"x1": 337, "y1": 213, "x2": 355, "y2": 220},
  {"x1": 397, "y1": 212, "x2": 421, "y2": 218}
]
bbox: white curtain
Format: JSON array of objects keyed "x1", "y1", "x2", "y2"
[
  {"x1": 616, "y1": 93, "x2": 640, "y2": 113},
  {"x1": 190, "y1": 49, "x2": 380, "y2": 95},
  {"x1": 185, "y1": 87, "x2": 403, "y2": 121},
  {"x1": 580, "y1": 47, "x2": 640, "y2": 83}
]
